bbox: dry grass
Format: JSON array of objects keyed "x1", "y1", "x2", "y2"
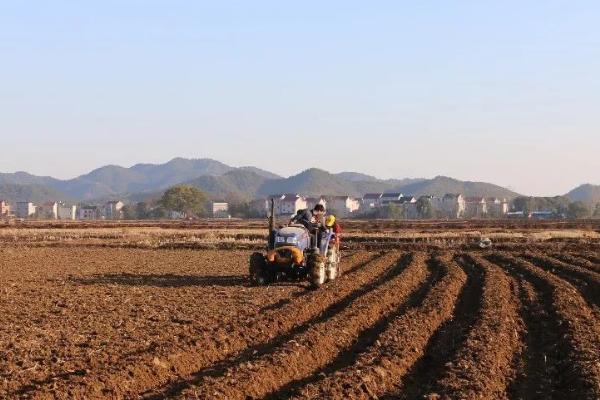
[{"x1": 0, "y1": 225, "x2": 598, "y2": 249}]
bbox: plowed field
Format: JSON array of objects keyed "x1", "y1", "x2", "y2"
[{"x1": 1, "y1": 228, "x2": 600, "y2": 399}]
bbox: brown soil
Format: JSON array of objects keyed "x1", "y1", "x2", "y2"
[{"x1": 1, "y1": 225, "x2": 599, "y2": 400}]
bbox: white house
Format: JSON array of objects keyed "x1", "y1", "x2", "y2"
[
  {"x1": 395, "y1": 196, "x2": 418, "y2": 219},
  {"x1": 0, "y1": 200, "x2": 10, "y2": 217},
  {"x1": 79, "y1": 205, "x2": 100, "y2": 220},
  {"x1": 271, "y1": 194, "x2": 307, "y2": 216},
  {"x1": 487, "y1": 198, "x2": 509, "y2": 217},
  {"x1": 464, "y1": 197, "x2": 487, "y2": 218},
  {"x1": 104, "y1": 201, "x2": 124, "y2": 220},
  {"x1": 16, "y1": 202, "x2": 36, "y2": 218},
  {"x1": 305, "y1": 196, "x2": 327, "y2": 211},
  {"x1": 380, "y1": 193, "x2": 403, "y2": 205},
  {"x1": 328, "y1": 196, "x2": 361, "y2": 217},
  {"x1": 37, "y1": 202, "x2": 58, "y2": 219},
  {"x1": 212, "y1": 201, "x2": 229, "y2": 218},
  {"x1": 57, "y1": 204, "x2": 77, "y2": 220},
  {"x1": 397, "y1": 196, "x2": 417, "y2": 204},
  {"x1": 361, "y1": 193, "x2": 383, "y2": 210},
  {"x1": 435, "y1": 194, "x2": 466, "y2": 219}
]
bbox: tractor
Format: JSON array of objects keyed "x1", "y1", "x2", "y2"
[{"x1": 249, "y1": 199, "x2": 340, "y2": 288}]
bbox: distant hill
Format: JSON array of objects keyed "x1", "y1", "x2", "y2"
[
  {"x1": 0, "y1": 158, "x2": 522, "y2": 203},
  {"x1": 395, "y1": 176, "x2": 520, "y2": 199},
  {"x1": 0, "y1": 158, "x2": 244, "y2": 200},
  {"x1": 259, "y1": 168, "x2": 361, "y2": 197},
  {"x1": 71, "y1": 158, "x2": 234, "y2": 197},
  {"x1": 238, "y1": 166, "x2": 281, "y2": 180},
  {"x1": 0, "y1": 183, "x2": 69, "y2": 204},
  {"x1": 0, "y1": 171, "x2": 61, "y2": 187},
  {"x1": 335, "y1": 172, "x2": 380, "y2": 182},
  {"x1": 566, "y1": 184, "x2": 600, "y2": 204},
  {"x1": 186, "y1": 169, "x2": 269, "y2": 202}
]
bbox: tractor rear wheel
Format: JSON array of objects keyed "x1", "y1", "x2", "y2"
[
  {"x1": 308, "y1": 253, "x2": 326, "y2": 288},
  {"x1": 249, "y1": 252, "x2": 271, "y2": 285}
]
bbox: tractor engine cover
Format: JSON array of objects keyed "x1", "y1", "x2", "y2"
[{"x1": 273, "y1": 226, "x2": 311, "y2": 251}]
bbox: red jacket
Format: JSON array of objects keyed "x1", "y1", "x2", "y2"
[{"x1": 331, "y1": 222, "x2": 342, "y2": 243}]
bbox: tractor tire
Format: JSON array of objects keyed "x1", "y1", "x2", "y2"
[
  {"x1": 249, "y1": 252, "x2": 271, "y2": 286},
  {"x1": 308, "y1": 253, "x2": 326, "y2": 289}
]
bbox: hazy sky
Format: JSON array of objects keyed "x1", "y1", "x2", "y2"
[{"x1": 1, "y1": 1, "x2": 599, "y2": 196}]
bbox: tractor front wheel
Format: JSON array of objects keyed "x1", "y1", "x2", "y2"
[{"x1": 249, "y1": 252, "x2": 272, "y2": 285}]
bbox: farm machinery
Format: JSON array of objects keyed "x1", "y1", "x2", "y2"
[{"x1": 249, "y1": 200, "x2": 340, "y2": 288}]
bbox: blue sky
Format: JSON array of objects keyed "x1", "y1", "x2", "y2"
[{"x1": 1, "y1": 1, "x2": 598, "y2": 195}]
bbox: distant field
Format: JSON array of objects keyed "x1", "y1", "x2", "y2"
[{"x1": 1, "y1": 219, "x2": 599, "y2": 250}]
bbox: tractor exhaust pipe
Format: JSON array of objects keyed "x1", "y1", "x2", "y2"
[{"x1": 268, "y1": 198, "x2": 275, "y2": 250}]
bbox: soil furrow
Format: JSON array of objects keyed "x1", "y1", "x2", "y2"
[
  {"x1": 139, "y1": 252, "x2": 403, "y2": 399},
  {"x1": 32, "y1": 250, "x2": 388, "y2": 399},
  {"x1": 576, "y1": 251, "x2": 600, "y2": 265},
  {"x1": 489, "y1": 252, "x2": 600, "y2": 399},
  {"x1": 289, "y1": 252, "x2": 466, "y2": 400},
  {"x1": 503, "y1": 272, "x2": 565, "y2": 399},
  {"x1": 382, "y1": 253, "x2": 485, "y2": 399},
  {"x1": 265, "y1": 255, "x2": 441, "y2": 399},
  {"x1": 257, "y1": 251, "x2": 380, "y2": 313},
  {"x1": 174, "y1": 252, "x2": 431, "y2": 400},
  {"x1": 557, "y1": 253, "x2": 600, "y2": 274},
  {"x1": 522, "y1": 251, "x2": 600, "y2": 310},
  {"x1": 422, "y1": 253, "x2": 522, "y2": 400}
]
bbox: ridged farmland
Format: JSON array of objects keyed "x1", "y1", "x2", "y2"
[{"x1": 1, "y1": 220, "x2": 599, "y2": 399}]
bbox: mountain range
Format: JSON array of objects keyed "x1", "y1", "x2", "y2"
[
  {"x1": 566, "y1": 184, "x2": 600, "y2": 204},
  {"x1": 0, "y1": 157, "x2": 597, "y2": 204}
]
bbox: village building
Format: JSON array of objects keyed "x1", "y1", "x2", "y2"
[
  {"x1": 15, "y1": 202, "x2": 36, "y2": 218},
  {"x1": 464, "y1": 197, "x2": 487, "y2": 218},
  {"x1": 79, "y1": 205, "x2": 100, "y2": 220},
  {"x1": 396, "y1": 196, "x2": 417, "y2": 204},
  {"x1": 361, "y1": 193, "x2": 383, "y2": 210},
  {"x1": 104, "y1": 201, "x2": 124, "y2": 220},
  {"x1": 327, "y1": 196, "x2": 361, "y2": 217},
  {"x1": 393, "y1": 196, "x2": 418, "y2": 219},
  {"x1": 0, "y1": 200, "x2": 10, "y2": 217},
  {"x1": 57, "y1": 203, "x2": 77, "y2": 220},
  {"x1": 212, "y1": 201, "x2": 230, "y2": 218},
  {"x1": 380, "y1": 193, "x2": 403, "y2": 205},
  {"x1": 436, "y1": 194, "x2": 466, "y2": 219},
  {"x1": 270, "y1": 194, "x2": 307, "y2": 216},
  {"x1": 305, "y1": 196, "x2": 327, "y2": 211},
  {"x1": 414, "y1": 195, "x2": 438, "y2": 219},
  {"x1": 36, "y1": 202, "x2": 59, "y2": 219},
  {"x1": 486, "y1": 198, "x2": 509, "y2": 217}
]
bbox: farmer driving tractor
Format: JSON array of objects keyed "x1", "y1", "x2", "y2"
[
  {"x1": 289, "y1": 204, "x2": 326, "y2": 227},
  {"x1": 290, "y1": 204, "x2": 327, "y2": 250}
]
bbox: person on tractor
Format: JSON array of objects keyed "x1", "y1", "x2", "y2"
[
  {"x1": 290, "y1": 204, "x2": 326, "y2": 227},
  {"x1": 325, "y1": 214, "x2": 342, "y2": 250},
  {"x1": 290, "y1": 204, "x2": 326, "y2": 249}
]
